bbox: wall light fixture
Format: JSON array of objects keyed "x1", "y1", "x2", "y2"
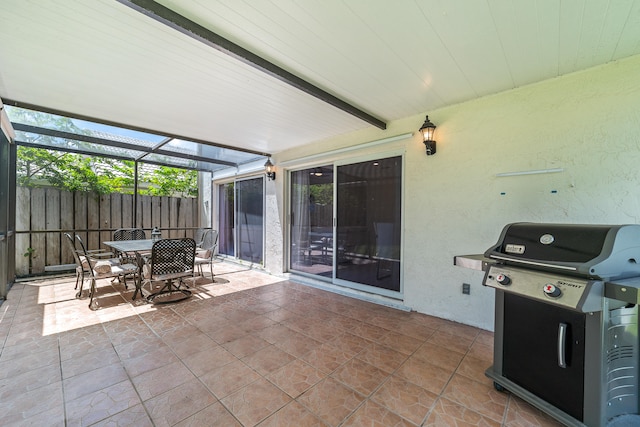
[
  {"x1": 264, "y1": 158, "x2": 276, "y2": 180},
  {"x1": 419, "y1": 115, "x2": 437, "y2": 155}
]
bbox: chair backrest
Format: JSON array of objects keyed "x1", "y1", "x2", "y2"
[
  {"x1": 150, "y1": 238, "x2": 196, "y2": 277},
  {"x1": 74, "y1": 234, "x2": 98, "y2": 278},
  {"x1": 201, "y1": 230, "x2": 219, "y2": 251},
  {"x1": 113, "y1": 229, "x2": 129, "y2": 241},
  {"x1": 208, "y1": 230, "x2": 219, "y2": 257},
  {"x1": 131, "y1": 229, "x2": 147, "y2": 240},
  {"x1": 114, "y1": 228, "x2": 147, "y2": 241},
  {"x1": 64, "y1": 233, "x2": 83, "y2": 268},
  {"x1": 194, "y1": 228, "x2": 209, "y2": 247}
]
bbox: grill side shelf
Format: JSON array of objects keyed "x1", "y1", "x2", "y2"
[
  {"x1": 453, "y1": 254, "x2": 494, "y2": 271},
  {"x1": 605, "y1": 277, "x2": 640, "y2": 305}
]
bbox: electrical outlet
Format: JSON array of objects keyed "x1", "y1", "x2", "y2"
[{"x1": 462, "y1": 283, "x2": 471, "y2": 295}]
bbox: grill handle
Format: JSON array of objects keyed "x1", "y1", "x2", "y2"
[{"x1": 557, "y1": 322, "x2": 567, "y2": 368}]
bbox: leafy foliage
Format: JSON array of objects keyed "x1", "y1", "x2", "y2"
[
  {"x1": 17, "y1": 147, "x2": 125, "y2": 193},
  {"x1": 12, "y1": 109, "x2": 197, "y2": 197},
  {"x1": 309, "y1": 183, "x2": 333, "y2": 206},
  {"x1": 139, "y1": 166, "x2": 198, "y2": 198}
]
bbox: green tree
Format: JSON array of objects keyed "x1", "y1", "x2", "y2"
[
  {"x1": 10, "y1": 107, "x2": 197, "y2": 196},
  {"x1": 17, "y1": 146, "x2": 128, "y2": 193},
  {"x1": 309, "y1": 183, "x2": 333, "y2": 206},
  {"x1": 140, "y1": 166, "x2": 198, "y2": 197}
]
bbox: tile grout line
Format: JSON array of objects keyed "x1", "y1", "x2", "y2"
[
  {"x1": 53, "y1": 284, "x2": 70, "y2": 427},
  {"x1": 105, "y1": 309, "x2": 159, "y2": 427},
  {"x1": 0, "y1": 284, "x2": 24, "y2": 358},
  {"x1": 151, "y1": 302, "x2": 255, "y2": 427}
]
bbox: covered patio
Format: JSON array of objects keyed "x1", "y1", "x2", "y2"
[
  {"x1": 2, "y1": 2, "x2": 640, "y2": 426},
  {"x1": 0, "y1": 262, "x2": 558, "y2": 426},
  {"x1": 3, "y1": 103, "x2": 267, "y2": 279}
]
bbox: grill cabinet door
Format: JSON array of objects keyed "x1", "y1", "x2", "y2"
[{"x1": 503, "y1": 293, "x2": 586, "y2": 421}]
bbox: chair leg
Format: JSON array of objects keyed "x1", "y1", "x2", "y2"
[
  {"x1": 76, "y1": 272, "x2": 85, "y2": 298},
  {"x1": 132, "y1": 277, "x2": 145, "y2": 300},
  {"x1": 88, "y1": 278, "x2": 98, "y2": 310}
]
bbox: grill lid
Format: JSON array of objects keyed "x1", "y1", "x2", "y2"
[{"x1": 484, "y1": 223, "x2": 640, "y2": 280}]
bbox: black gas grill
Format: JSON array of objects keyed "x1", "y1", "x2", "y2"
[
  {"x1": 485, "y1": 223, "x2": 640, "y2": 282},
  {"x1": 457, "y1": 223, "x2": 640, "y2": 427}
]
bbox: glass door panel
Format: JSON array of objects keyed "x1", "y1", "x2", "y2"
[
  {"x1": 218, "y1": 182, "x2": 234, "y2": 256},
  {"x1": 290, "y1": 165, "x2": 333, "y2": 277},
  {"x1": 336, "y1": 156, "x2": 402, "y2": 292},
  {"x1": 236, "y1": 178, "x2": 264, "y2": 264}
]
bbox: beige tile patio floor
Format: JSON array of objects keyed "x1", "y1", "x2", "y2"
[{"x1": 0, "y1": 262, "x2": 562, "y2": 426}]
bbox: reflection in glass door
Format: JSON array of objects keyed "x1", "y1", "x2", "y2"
[
  {"x1": 237, "y1": 178, "x2": 264, "y2": 264},
  {"x1": 336, "y1": 156, "x2": 402, "y2": 292},
  {"x1": 218, "y1": 182, "x2": 234, "y2": 256},
  {"x1": 290, "y1": 165, "x2": 333, "y2": 277}
]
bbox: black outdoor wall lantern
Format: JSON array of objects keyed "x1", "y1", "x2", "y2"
[
  {"x1": 265, "y1": 158, "x2": 276, "y2": 180},
  {"x1": 419, "y1": 115, "x2": 437, "y2": 155}
]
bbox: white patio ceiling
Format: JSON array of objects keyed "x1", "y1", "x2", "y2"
[{"x1": 1, "y1": 0, "x2": 639, "y2": 156}]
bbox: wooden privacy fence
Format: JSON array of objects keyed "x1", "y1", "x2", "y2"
[{"x1": 15, "y1": 186, "x2": 199, "y2": 276}]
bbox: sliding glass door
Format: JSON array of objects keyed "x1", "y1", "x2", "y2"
[
  {"x1": 336, "y1": 156, "x2": 402, "y2": 292},
  {"x1": 237, "y1": 178, "x2": 264, "y2": 264},
  {"x1": 289, "y1": 155, "x2": 402, "y2": 295},
  {"x1": 218, "y1": 177, "x2": 264, "y2": 264},
  {"x1": 290, "y1": 165, "x2": 333, "y2": 276},
  {"x1": 218, "y1": 182, "x2": 234, "y2": 257}
]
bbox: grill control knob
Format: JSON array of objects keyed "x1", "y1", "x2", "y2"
[
  {"x1": 496, "y1": 274, "x2": 511, "y2": 286},
  {"x1": 543, "y1": 284, "x2": 562, "y2": 298}
]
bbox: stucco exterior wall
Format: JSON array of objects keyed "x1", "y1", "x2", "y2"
[{"x1": 267, "y1": 53, "x2": 640, "y2": 330}]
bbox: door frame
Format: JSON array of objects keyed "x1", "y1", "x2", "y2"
[{"x1": 0, "y1": 106, "x2": 16, "y2": 300}]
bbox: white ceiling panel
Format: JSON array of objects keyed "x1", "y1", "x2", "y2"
[
  {"x1": 1, "y1": 0, "x2": 639, "y2": 156},
  {"x1": 489, "y1": 1, "x2": 561, "y2": 87}
]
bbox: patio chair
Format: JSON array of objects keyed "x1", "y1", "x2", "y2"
[
  {"x1": 65, "y1": 232, "x2": 90, "y2": 293},
  {"x1": 131, "y1": 228, "x2": 146, "y2": 240},
  {"x1": 113, "y1": 228, "x2": 129, "y2": 241},
  {"x1": 194, "y1": 227, "x2": 210, "y2": 248},
  {"x1": 112, "y1": 227, "x2": 149, "y2": 271},
  {"x1": 142, "y1": 238, "x2": 195, "y2": 304},
  {"x1": 194, "y1": 230, "x2": 218, "y2": 279},
  {"x1": 75, "y1": 234, "x2": 138, "y2": 310},
  {"x1": 295, "y1": 237, "x2": 324, "y2": 266},
  {"x1": 65, "y1": 233, "x2": 120, "y2": 294},
  {"x1": 113, "y1": 228, "x2": 147, "y2": 241},
  {"x1": 111, "y1": 228, "x2": 144, "y2": 289},
  {"x1": 112, "y1": 228, "x2": 129, "y2": 266}
]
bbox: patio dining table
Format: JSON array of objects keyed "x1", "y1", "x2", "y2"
[{"x1": 103, "y1": 239, "x2": 154, "y2": 254}]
